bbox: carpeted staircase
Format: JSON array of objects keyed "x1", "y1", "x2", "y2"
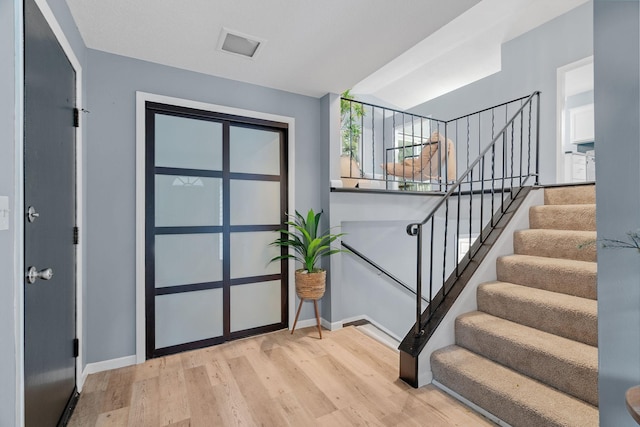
[{"x1": 431, "y1": 185, "x2": 598, "y2": 427}]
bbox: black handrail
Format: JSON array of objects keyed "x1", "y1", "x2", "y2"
[
  {"x1": 341, "y1": 241, "x2": 429, "y2": 305},
  {"x1": 405, "y1": 91, "x2": 540, "y2": 337}
]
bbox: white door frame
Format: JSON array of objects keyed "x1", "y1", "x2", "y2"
[
  {"x1": 135, "y1": 92, "x2": 296, "y2": 363},
  {"x1": 15, "y1": 0, "x2": 85, "y2": 424},
  {"x1": 556, "y1": 55, "x2": 594, "y2": 183}
]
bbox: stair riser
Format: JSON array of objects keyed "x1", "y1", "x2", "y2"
[
  {"x1": 529, "y1": 205, "x2": 596, "y2": 231},
  {"x1": 496, "y1": 257, "x2": 597, "y2": 300},
  {"x1": 544, "y1": 185, "x2": 596, "y2": 205},
  {"x1": 513, "y1": 231, "x2": 596, "y2": 262},
  {"x1": 456, "y1": 318, "x2": 598, "y2": 406},
  {"x1": 431, "y1": 347, "x2": 598, "y2": 427},
  {"x1": 477, "y1": 286, "x2": 597, "y2": 346}
]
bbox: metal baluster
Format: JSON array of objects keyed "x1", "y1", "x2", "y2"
[
  {"x1": 383, "y1": 109, "x2": 387, "y2": 188},
  {"x1": 466, "y1": 116, "x2": 470, "y2": 174},
  {"x1": 480, "y1": 155, "x2": 485, "y2": 243},
  {"x1": 478, "y1": 113, "x2": 484, "y2": 242},
  {"x1": 360, "y1": 103, "x2": 365, "y2": 177},
  {"x1": 510, "y1": 121, "x2": 515, "y2": 191},
  {"x1": 503, "y1": 105, "x2": 508, "y2": 209},
  {"x1": 372, "y1": 106, "x2": 375, "y2": 182},
  {"x1": 491, "y1": 108, "x2": 495, "y2": 225},
  {"x1": 420, "y1": 117, "x2": 424, "y2": 187},
  {"x1": 478, "y1": 113, "x2": 481, "y2": 185},
  {"x1": 392, "y1": 112, "x2": 396, "y2": 179},
  {"x1": 429, "y1": 220, "x2": 434, "y2": 314},
  {"x1": 528, "y1": 100, "x2": 532, "y2": 178},
  {"x1": 402, "y1": 113, "x2": 406, "y2": 185},
  {"x1": 535, "y1": 93, "x2": 541, "y2": 185},
  {"x1": 519, "y1": 110, "x2": 524, "y2": 186},
  {"x1": 502, "y1": 132, "x2": 507, "y2": 212},
  {"x1": 349, "y1": 100, "x2": 353, "y2": 178},
  {"x1": 469, "y1": 166, "x2": 473, "y2": 261},
  {"x1": 415, "y1": 224, "x2": 423, "y2": 336},
  {"x1": 443, "y1": 198, "x2": 449, "y2": 295},
  {"x1": 411, "y1": 114, "x2": 416, "y2": 187},
  {"x1": 455, "y1": 119, "x2": 461, "y2": 278}
]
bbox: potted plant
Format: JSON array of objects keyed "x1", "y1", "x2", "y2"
[
  {"x1": 341, "y1": 89, "x2": 365, "y2": 162},
  {"x1": 269, "y1": 209, "x2": 347, "y2": 337}
]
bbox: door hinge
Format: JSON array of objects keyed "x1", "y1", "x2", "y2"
[
  {"x1": 73, "y1": 226, "x2": 79, "y2": 245},
  {"x1": 73, "y1": 338, "x2": 79, "y2": 358},
  {"x1": 73, "y1": 108, "x2": 79, "y2": 128}
]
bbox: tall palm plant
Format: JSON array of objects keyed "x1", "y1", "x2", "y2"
[
  {"x1": 341, "y1": 90, "x2": 365, "y2": 162},
  {"x1": 270, "y1": 209, "x2": 347, "y2": 272}
]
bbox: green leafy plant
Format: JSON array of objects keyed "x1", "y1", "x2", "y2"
[
  {"x1": 600, "y1": 230, "x2": 640, "y2": 252},
  {"x1": 269, "y1": 209, "x2": 348, "y2": 272},
  {"x1": 579, "y1": 229, "x2": 640, "y2": 252},
  {"x1": 341, "y1": 90, "x2": 365, "y2": 161}
]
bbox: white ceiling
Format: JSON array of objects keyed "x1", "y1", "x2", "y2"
[
  {"x1": 66, "y1": 0, "x2": 588, "y2": 109},
  {"x1": 353, "y1": 0, "x2": 590, "y2": 109}
]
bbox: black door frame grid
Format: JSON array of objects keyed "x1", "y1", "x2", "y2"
[{"x1": 145, "y1": 101, "x2": 288, "y2": 359}]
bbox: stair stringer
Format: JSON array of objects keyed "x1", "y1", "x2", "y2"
[{"x1": 416, "y1": 188, "x2": 545, "y2": 387}]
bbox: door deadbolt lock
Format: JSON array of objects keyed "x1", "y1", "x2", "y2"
[
  {"x1": 27, "y1": 206, "x2": 40, "y2": 223},
  {"x1": 26, "y1": 266, "x2": 53, "y2": 284}
]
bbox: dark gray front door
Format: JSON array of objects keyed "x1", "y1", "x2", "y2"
[{"x1": 24, "y1": 0, "x2": 77, "y2": 425}]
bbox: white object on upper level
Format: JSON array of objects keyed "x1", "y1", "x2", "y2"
[{"x1": 569, "y1": 104, "x2": 595, "y2": 144}]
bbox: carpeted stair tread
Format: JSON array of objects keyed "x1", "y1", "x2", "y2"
[
  {"x1": 431, "y1": 185, "x2": 600, "y2": 422},
  {"x1": 497, "y1": 254, "x2": 597, "y2": 299},
  {"x1": 477, "y1": 282, "x2": 597, "y2": 346},
  {"x1": 456, "y1": 311, "x2": 598, "y2": 406},
  {"x1": 529, "y1": 204, "x2": 596, "y2": 231},
  {"x1": 513, "y1": 229, "x2": 596, "y2": 262},
  {"x1": 431, "y1": 345, "x2": 599, "y2": 427},
  {"x1": 544, "y1": 185, "x2": 595, "y2": 205}
]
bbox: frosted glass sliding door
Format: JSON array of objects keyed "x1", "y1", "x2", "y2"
[{"x1": 145, "y1": 102, "x2": 288, "y2": 358}]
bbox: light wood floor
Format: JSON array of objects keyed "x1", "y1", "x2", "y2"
[{"x1": 68, "y1": 326, "x2": 495, "y2": 426}]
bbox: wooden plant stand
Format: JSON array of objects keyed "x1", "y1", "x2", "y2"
[{"x1": 291, "y1": 297, "x2": 322, "y2": 339}]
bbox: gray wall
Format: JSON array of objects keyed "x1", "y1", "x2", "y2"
[
  {"x1": 320, "y1": 93, "x2": 339, "y2": 320},
  {"x1": 594, "y1": 1, "x2": 640, "y2": 425},
  {"x1": 0, "y1": 1, "x2": 19, "y2": 424},
  {"x1": 334, "y1": 191, "x2": 496, "y2": 338},
  {"x1": 410, "y1": 2, "x2": 593, "y2": 184},
  {"x1": 84, "y1": 49, "x2": 323, "y2": 363}
]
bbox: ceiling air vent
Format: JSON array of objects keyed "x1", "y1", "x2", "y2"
[{"x1": 217, "y1": 28, "x2": 265, "y2": 59}]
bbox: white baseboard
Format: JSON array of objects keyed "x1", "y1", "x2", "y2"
[
  {"x1": 293, "y1": 318, "x2": 323, "y2": 330},
  {"x1": 356, "y1": 323, "x2": 400, "y2": 351},
  {"x1": 293, "y1": 317, "x2": 342, "y2": 331},
  {"x1": 323, "y1": 318, "x2": 343, "y2": 331},
  {"x1": 432, "y1": 380, "x2": 512, "y2": 427},
  {"x1": 341, "y1": 314, "x2": 403, "y2": 343},
  {"x1": 80, "y1": 355, "x2": 138, "y2": 386}
]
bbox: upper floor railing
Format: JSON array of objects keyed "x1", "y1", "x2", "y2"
[{"x1": 340, "y1": 93, "x2": 540, "y2": 193}]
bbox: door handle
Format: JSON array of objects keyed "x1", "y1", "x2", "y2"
[
  {"x1": 26, "y1": 266, "x2": 53, "y2": 284},
  {"x1": 27, "y1": 206, "x2": 40, "y2": 222}
]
